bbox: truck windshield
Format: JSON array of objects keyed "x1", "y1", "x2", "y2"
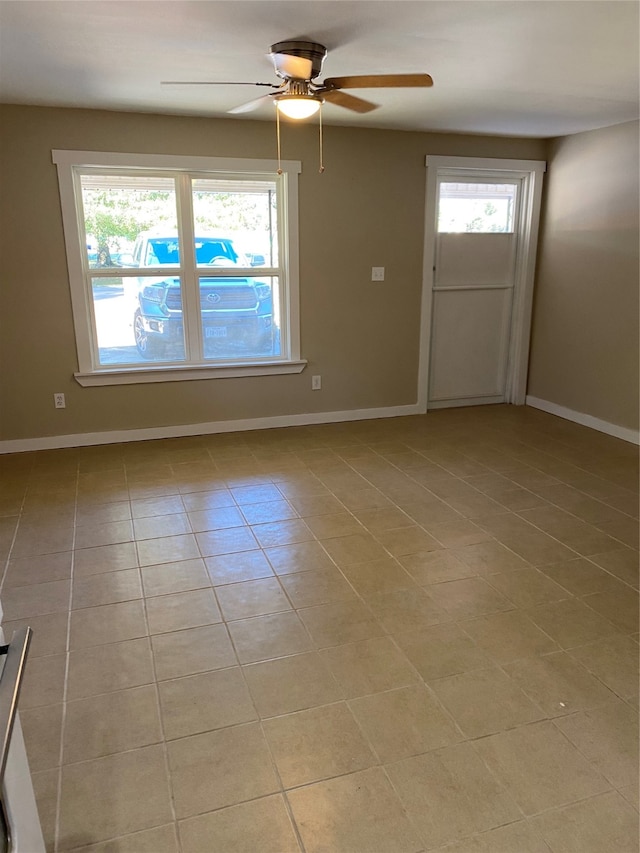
[{"x1": 147, "y1": 239, "x2": 238, "y2": 265}]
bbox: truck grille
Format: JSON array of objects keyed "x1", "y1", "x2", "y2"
[{"x1": 164, "y1": 283, "x2": 258, "y2": 311}]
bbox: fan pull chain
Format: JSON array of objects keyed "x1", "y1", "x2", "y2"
[
  {"x1": 318, "y1": 105, "x2": 325, "y2": 173},
  {"x1": 276, "y1": 107, "x2": 283, "y2": 175}
]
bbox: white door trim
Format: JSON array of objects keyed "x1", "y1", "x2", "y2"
[{"x1": 418, "y1": 156, "x2": 546, "y2": 412}]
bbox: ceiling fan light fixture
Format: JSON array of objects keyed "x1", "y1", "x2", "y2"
[{"x1": 275, "y1": 95, "x2": 321, "y2": 119}]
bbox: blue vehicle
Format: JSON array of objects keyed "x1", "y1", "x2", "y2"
[{"x1": 127, "y1": 233, "x2": 276, "y2": 359}]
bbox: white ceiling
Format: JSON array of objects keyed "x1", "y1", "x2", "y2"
[{"x1": 0, "y1": 0, "x2": 638, "y2": 138}]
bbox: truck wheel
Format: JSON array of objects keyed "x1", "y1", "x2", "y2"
[{"x1": 134, "y1": 311, "x2": 157, "y2": 359}]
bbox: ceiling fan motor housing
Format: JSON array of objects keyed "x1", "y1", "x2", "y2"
[{"x1": 270, "y1": 40, "x2": 327, "y2": 80}]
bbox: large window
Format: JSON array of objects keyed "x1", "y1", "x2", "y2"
[{"x1": 53, "y1": 151, "x2": 304, "y2": 385}]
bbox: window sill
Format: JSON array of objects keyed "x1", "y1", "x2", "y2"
[{"x1": 74, "y1": 360, "x2": 307, "y2": 386}]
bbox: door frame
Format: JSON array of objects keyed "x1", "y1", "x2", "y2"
[{"x1": 418, "y1": 156, "x2": 546, "y2": 411}]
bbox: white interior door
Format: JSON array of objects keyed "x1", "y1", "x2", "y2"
[
  {"x1": 418, "y1": 156, "x2": 546, "y2": 413},
  {"x1": 428, "y1": 178, "x2": 520, "y2": 408}
]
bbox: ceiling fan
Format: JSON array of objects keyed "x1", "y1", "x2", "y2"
[{"x1": 163, "y1": 39, "x2": 434, "y2": 119}]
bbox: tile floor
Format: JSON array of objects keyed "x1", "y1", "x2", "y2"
[{"x1": 1, "y1": 404, "x2": 638, "y2": 852}]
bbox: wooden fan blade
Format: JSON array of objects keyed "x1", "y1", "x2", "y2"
[
  {"x1": 322, "y1": 89, "x2": 379, "y2": 113},
  {"x1": 227, "y1": 94, "x2": 273, "y2": 114},
  {"x1": 323, "y1": 73, "x2": 433, "y2": 89}
]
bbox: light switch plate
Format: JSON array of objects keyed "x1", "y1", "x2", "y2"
[{"x1": 371, "y1": 266, "x2": 385, "y2": 281}]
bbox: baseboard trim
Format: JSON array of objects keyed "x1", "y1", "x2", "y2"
[
  {"x1": 0, "y1": 403, "x2": 423, "y2": 454},
  {"x1": 526, "y1": 396, "x2": 640, "y2": 445}
]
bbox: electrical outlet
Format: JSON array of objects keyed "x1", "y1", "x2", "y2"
[
  {"x1": 54, "y1": 393, "x2": 66, "y2": 409},
  {"x1": 371, "y1": 266, "x2": 385, "y2": 281},
  {"x1": 311, "y1": 375, "x2": 322, "y2": 390}
]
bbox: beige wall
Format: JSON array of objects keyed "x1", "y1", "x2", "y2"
[
  {"x1": 0, "y1": 104, "x2": 545, "y2": 442},
  {"x1": 528, "y1": 120, "x2": 640, "y2": 431}
]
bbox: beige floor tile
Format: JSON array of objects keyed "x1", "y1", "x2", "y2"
[
  {"x1": 264, "y1": 540, "x2": 335, "y2": 574},
  {"x1": 363, "y1": 586, "x2": 449, "y2": 634},
  {"x1": 216, "y1": 576, "x2": 291, "y2": 620},
  {"x1": 251, "y1": 519, "x2": 315, "y2": 548},
  {"x1": 72, "y1": 569, "x2": 142, "y2": 609},
  {"x1": 526, "y1": 598, "x2": 619, "y2": 648},
  {"x1": 240, "y1": 500, "x2": 299, "y2": 526},
  {"x1": 399, "y1": 549, "x2": 475, "y2": 585},
  {"x1": 352, "y1": 506, "x2": 415, "y2": 533},
  {"x1": 569, "y1": 634, "x2": 640, "y2": 699},
  {"x1": 137, "y1": 533, "x2": 200, "y2": 567},
  {"x1": 132, "y1": 513, "x2": 191, "y2": 541},
  {"x1": 319, "y1": 532, "x2": 389, "y2": 567},
  {"x1": 278, "y1": 566, "x2": 357, "y2": 607},
  {"x1": 228, "y1": 611, "x2": 314, "y2": 663},
  {"x1": 540, "y1": 557, "x2": 626, "y2": 596},
  {"x1": 69, "y1": 599, "x2": 147, "y2": 649},
  {"x1": 430, "y1": 819, "x2": 552, "y2": 852},
  {"x1": 167, "y1": 723, "x2": 280, "y2": 818},
  {"x1": 430, "y1": 666, "x2": 544, "y2": 737},
  {"x1": 140, "y1": 558, "x2": 209, "y2": 597},
  {"x1": 74, "y1": 520, "x2": 134, "y2": 550},
  {"x1": 475, "y1": 515, "x2": 576, "y2": 565},
  {"x1": 424, "y1": 519, "x2": 492, "y2": 548},
  {"x1": 21, "y1": 703, "x2": 63, "y2": 772},
  {"x1": 288, "y1": 494, "x2": 345, "y2": 517},
  {"x1": 376, "y1": 525, "x2": 442, "y2": 557},
  {"x1": 340, "y1": 557, "x2": 417, "y2": 595},
  {"x1": 530, "y1": 791, "x2": 638, "y2": 853},
  {"x1": 303, "y1": 512, "x2": 366, "y2": 541},
  {"x1": 243, "y1": 651, "x2": 343, "y2": 717},
  {"x1": 298, "y1": 599, "x2": 385, "y2": 647},
  {"x1": 504, "y1": 650, "x2": 617, "y2": 717},
  {"x1": 427, "y1": 577, "x2": 514, "y2": 619},
  {"x1": 67, "y1": 638, "x2": 155, "y2": 700},
  {"x1": 474, "y1": 720, "x2": 611, "y2": 815},
  {"x1": 231, "y1": 483, "x2": 283, "y2": 504},
  {"x1": 286, "y1": 767, "x2": 423, "y2": 853},
  {"x1": 195, "y1": 524, "x2": 265, "y2": 558},
  {"x1": 32, "y1": 767, "x2": 58, "y2": 851},
  {"x1": 3, "y1": 611, "x2": 68, "y2": 657},
  {"x1": 2, "y1": 578, "x2": 71, "y2": 620},
  {"x1": 4, "y1": 551, "x2": 72, "y2": 587},
  {"x1": 461, "y1": 610, "x2": 559, "y2": 664},
  {"x1": 582, "y1": 589, "x2": 639, "y2": 633},
  {"x1": 179, "y1": 795, "x2": 300, "y2": 853},
  {"x1": 186, "y1": 505, "x2": 246, "y2": 532},
  {"x1": 71, "y1": 824, "x2": 179, "y2": 853},
  {"x1": 486, "y1": 567, "x2": 569, "y2": 608},
  {"x1": 151, "y1": 623, "x2": 236, "y2": 680},
  {"x1": 63, "y1": 685, "x2": 162, "y2": 764},
  {"x1": 394, "y1": 622, "x2": 492, "y2": 681},
  {"x1": 205, "y1": 549, "x2": 274, "y2": 584},
  {"x1": 159, "y1": 666, "x2": 257, "y2": 739},
  {"x1": 11, "y1": 524, "x2": 74, "y2": 558},
  {"x1": 589, "y1": 548, "x2": 639, "y2": 588},
  {"x1": 181, "y1": 488, "x2": 235, "y2": 511},
  {"x1": 263, "y1": 702, "x2": 376, "y2": 788},
  {"x1": 386, "y1": 741, "x2": 521, "y2": 849},
  {"x1": 349, "y1": 684, "x2": 461, "y2": 762},
  {"x1": 74, "y1": 542, "x2": 139, "y2": 577},
  {"x1": 59, "y1": 745, "x2": 173, "y2": 847},
  {"x1": 131, "y1": 494, "x2": 186, "y2": 518},
  {"x1": 146, "y1": 588, "x2": 221, "y2": 634},
  {"x1": 21, "y1": 654, "x2": 67, "y2": 708},
  {"x1": 319, "y1": 636, "x2": 419, "y2": 698},
  {"x1": 618, "y1": 782, "x2": 639, "y2": 811},
  {"x1": 554, "y1": 699, "x2": 639, "y2": 788}
]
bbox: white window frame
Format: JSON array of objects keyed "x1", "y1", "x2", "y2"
[{"x1": 52, "y1": 150, "x2": 306, "y2": 386}]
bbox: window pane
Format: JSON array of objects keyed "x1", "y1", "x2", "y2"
[
  {"x1": 192, "y1": 178, "x2": 278, "y2": 268},
  {"x1": 199, "y1": 275, "x2": 281, "y2": 359},
  {"x1": 93, "y1": 276, "x2": 186, "y2": 365},
  {"x1": 437, "y1": 182, "x2": 517, "y2": 233},
  {"x1": 80, "y1": 175, "x2": 178, "y2": 269}
]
